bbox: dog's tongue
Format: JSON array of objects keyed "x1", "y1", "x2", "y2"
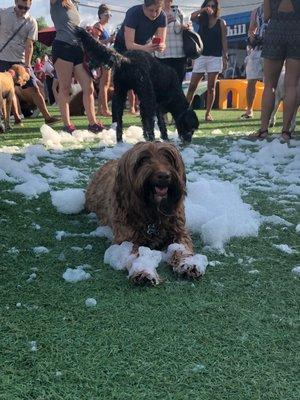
[{"x1": 155, "y1": 186, "x2": 168, "y2": 196}]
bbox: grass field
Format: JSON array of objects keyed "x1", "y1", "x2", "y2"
[{"x1": 0, "y1": 108, "x2": 299, "y2": 400}]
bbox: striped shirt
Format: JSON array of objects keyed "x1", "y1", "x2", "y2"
[{"x1": 156, "y1": 9, "x2": 185, "y2": 59}]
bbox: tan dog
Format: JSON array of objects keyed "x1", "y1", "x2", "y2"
[
  {"x1": 0, "y1": 65, "x2": 29, "y2": 132},
  {"x1": 86, "y1": 141, "x2": 204, "y2": 284}
]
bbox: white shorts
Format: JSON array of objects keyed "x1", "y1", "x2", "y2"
[
  {"x1": 245, "y1": 49, "x2": 263, "y2": 80},
  {"x1": 192, "y1": 55, "x2": 223, "y2": 74}
]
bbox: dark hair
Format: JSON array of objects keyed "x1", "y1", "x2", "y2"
[
  {"x1": 199, "y1": 0, "x2": 220, "y2": 31},
  {"x1": 144, "y1": 0, "x2": 164, "y2": 7},
  {"x1": 98, "y1": 3, "x2": 110, "y2": 19}
]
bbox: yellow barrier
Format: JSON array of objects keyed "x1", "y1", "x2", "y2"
[
  {"x1": 217, "y1": 79, "x2": 283, "y2": 111},
  {"x1": 218, "y1": 79, "x2": 248, "y2": 110}
]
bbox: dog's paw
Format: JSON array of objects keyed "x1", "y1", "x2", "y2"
[
  {"x1": 130, "y1": 270, "x2": 161, "y2": 286},
  {"x1": 174, "y1": 254, "x2": 207, "y2": 279},
  {"x1": 178, "y1": 263, "x2": 204, "y2": 279}
]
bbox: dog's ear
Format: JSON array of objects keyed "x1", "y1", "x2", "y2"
[
  {"x1": 183, "y1": 109, "x2": 199, "y2": 131},
  {"x1": 162, "y1": 143, "x2": 186, "y2": 184},
  {"x1": 114, "y1": 153, "x2": 133, "y2": 210}
]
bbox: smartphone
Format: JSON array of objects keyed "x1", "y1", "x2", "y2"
[
  {"x1": 152, "y1": 37, "x2": 161, "y2": 45},
  {"x1": 171, "y1": 5, "x2": 178, "y2": 15}
]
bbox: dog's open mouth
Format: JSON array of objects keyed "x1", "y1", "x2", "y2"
[
  {"x1": 154, "y1": 186, "x2": 168, "y2": 197},
  {"x1": 154, "y1": 185, "x2": 168, "y2": 200}
]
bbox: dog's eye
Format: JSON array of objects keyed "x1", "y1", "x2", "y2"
[
  {"x1": 162, "y1": 151, "x2": 176, "y2": 167},
  {"x1": 134, "y1": 156, "x2": 149, "y2": 172}
]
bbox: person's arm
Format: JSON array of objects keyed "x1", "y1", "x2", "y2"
[
  {"x1": 248, "y1": 8, "x2": 258, "y2": 44},
  {"x1": 24, "y1": 19, "x2": 38, "y2": 68},
  {"x1": 264, "y1": 0, "x2": 271, "y2": 21},
  {"x1": 220, "y1": 19, "x2": 228, "y2": 69},
  {"x1": 124, "y1": 26, "x2": 158, "y2": 53},
  {"x1": 190, "y1": 7, "x2": 213, "y2": 22},
  {"x1": 24, "y1": 39, "x2": 34, "y2": 68}
]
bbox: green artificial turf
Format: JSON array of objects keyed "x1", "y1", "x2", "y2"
[{"x1": 0, "y1": 108, "x2": 299, "y2": 400}]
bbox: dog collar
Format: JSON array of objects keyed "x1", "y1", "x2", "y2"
[
  {"x1": 8, "y1": 69, "x2": 16, "y2": 78},
  {"x1": 146, "y1": 223, "x2": 160, "y2": 237}
]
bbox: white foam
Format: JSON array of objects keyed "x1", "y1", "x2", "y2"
[{"x1": 51, "y1": 189, "x2": 85, "y2": 214}]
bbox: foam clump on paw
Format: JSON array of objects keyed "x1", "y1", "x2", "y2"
[
  {"x1": 162, "y1": 243, "x2": 187, "y2": 263},
  {"x1": 51, "y1": 188, "x2": 85, "y2": 214},
  {"x1": 128, "y1": 246, "x2": 162, "y2": 278},
  {"x1": 163, "y1": 243, "x2": 208, "y2": 275},
  {"x1": 181, "y1": 254, "x2": 208, "y2": 275},
  {"x1": 104, "y1": 241, "x2": 136, "y2": 270}
]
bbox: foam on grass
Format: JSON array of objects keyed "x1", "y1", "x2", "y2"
[{"x1": 51, "y1": 189, "x2": 85, "y2": 214}]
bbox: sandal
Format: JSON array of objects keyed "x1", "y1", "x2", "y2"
[
  {"x1": 280, "y1": 131, "x2": 292, "y2": 143},
  {"x1": 240, "y1": 113, "x2": 253, "y2": 120},
  {"x1": 248, "y1": 129, "x2": 269, "y2": 140}
]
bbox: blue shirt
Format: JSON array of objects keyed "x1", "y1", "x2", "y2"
[{"x1": 114, "y1": 5, "x2": 167, "y2": 53}]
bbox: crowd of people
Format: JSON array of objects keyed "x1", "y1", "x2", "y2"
[{"x1": 0, "y1": 0, "x2": 299, "y2": 142}]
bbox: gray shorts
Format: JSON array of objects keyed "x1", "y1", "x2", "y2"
[{"x1": 262, "y1": 19, "x2": 300, "y2": 60}]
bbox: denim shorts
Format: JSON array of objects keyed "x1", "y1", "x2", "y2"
[
  {"x1": 0, "y1": 60, "x2": 34, "y2": 89},
  {"x1": 52, "y1": 40, "x2": 84, "y2": 66}
]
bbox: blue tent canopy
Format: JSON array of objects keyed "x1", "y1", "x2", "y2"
[{"x1": 223, "y1": 11, "x2": 252, "y2": 43}]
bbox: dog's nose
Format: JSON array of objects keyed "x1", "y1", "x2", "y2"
[{"x1": 157, "y1": 171, "x2": 171, "y2": 182}]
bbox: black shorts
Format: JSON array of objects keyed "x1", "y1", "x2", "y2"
[
  {"x1": 52, "y1": 40, "x2": 84, "y2": 66},
  {"x1": 0, "y1": 60, "x2": 35, "y2": 89}
]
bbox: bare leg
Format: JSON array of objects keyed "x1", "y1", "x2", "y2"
[
  {"x1": 205, "y1": 72, "x2": 219, "y2": 121},
  {"x1": 128, "y1": 90, "x2": 137, "y2": 114},
  {"x1": 282, "y1": 58, "x2": 300, "y2": 137},
  {"x1": 245, "y1": 79, "x2": 257, "y2": 116},
  {"x1": 22, "y1": 86, "x2": 52, "y2": 121},
  {"x1": 74, "y1": 64, "x2": 98, "y2": 125},
  {"x1": 186, "y1": 72, "x2": 204, "y2": 105},
  {"x1": 54, "y1": 58, "x2": 73, "y2": 126},
  {"x1": 98, "y1": 69, "x2": 111, "y2": 116},
  {"x1": 260, "y1": 58, "x2": 284, "y2": 132}
]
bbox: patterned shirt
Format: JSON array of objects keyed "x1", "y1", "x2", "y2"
[
  {"x1": 0, "y1": 7, "x2": 37, "y2": 63},
  {"x1": 156, "y1": 9, "x2": 185, "y2": 59}
]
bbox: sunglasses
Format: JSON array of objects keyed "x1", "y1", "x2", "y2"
[
  {"x1": 102, "y1": 12, "x2": 112, "y2": 17},
  {"x1": 17, "y1": 4, "x2": 30, "y2": 11}
]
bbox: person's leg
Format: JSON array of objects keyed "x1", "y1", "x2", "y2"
[
  {"x1": 260, "y1": 58, "x2": 284, "y2": 133},
  {"x1": 186, "y1": 73, "x2": 204, "y2": 105},
  {"x1": 98, "y1": 69, "x2": 112, "y2": 116},
  {"x1": 245, "y1": 79, "x2": 257, "y2": 116},
  {"x1": 74, "y1": 63, "x2": 103, "y2": 129},
  {"x1": 282, "y1": 58, "x2": 300, "y2": 138},
  {"x1": 22, "y1": 86, "x2": 54, "y2": 121},
  {"x1": 128, "y1": 90, "x2": 137, "y2": 114},
  {"x1": 54, "y1": 58, "x2": 73, "y2": 126},
  {"x1": 205, "y1": 72, "x2": 219, "y2": 121}
]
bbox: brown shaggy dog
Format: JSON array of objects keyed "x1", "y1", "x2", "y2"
[
  {"x1": 86, "y1": 141, "x2": 204, "y2": 284},
  {"x1": 0, "y1": 65, "x2": 29, "y2": 132}
]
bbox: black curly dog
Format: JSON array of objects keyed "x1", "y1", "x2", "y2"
[{"x1": 76, "y1": 28, "x2": 199, "y2": 143}]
